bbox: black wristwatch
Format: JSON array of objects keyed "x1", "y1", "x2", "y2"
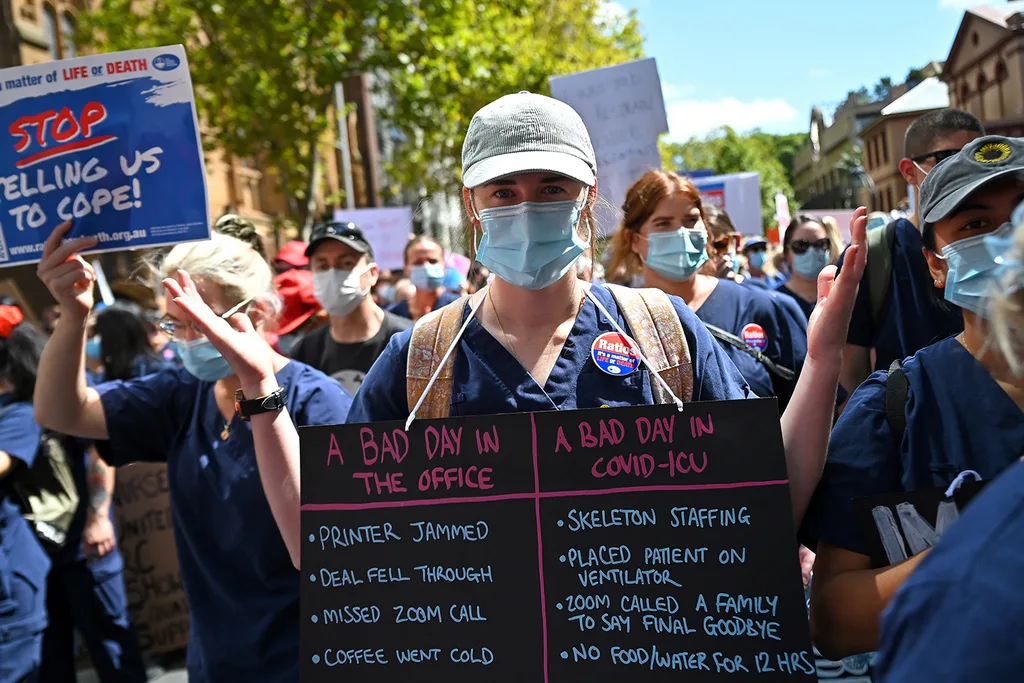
[{"x1": 235, "y1": 386, "x2": 287, "y2": 421}]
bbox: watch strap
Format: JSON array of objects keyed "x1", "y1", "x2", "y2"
[{"x1": 235, "y1": 386, "x2": 287, "y2": 421}]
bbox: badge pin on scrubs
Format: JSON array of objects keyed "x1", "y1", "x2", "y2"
[
  {"x1": 591, "y1": 332, "x2": 641, "y2": 376},
  {"x1": 741, "y1": 323, "x2": 769, "y2": 352}
]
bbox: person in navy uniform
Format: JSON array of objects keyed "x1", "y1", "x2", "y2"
[
  {"x1": 347, "y1": 90, "x2": 868, "y2": 527},
  {"x1": 838, "y1": 109, "x2": 984, "y2": 402},
  {"x1": 801, "y1": 135, "x2": 1024, "y2": 661},
  {"x1": 609, "y1": 170, "x2": 809, "y2": 412},
  {"x1": 874, "y1": 218, "x2": 1024, "y2": 681},
  {"x1": 0, "y1": 307, "x2": 50, "y2": 683},
  {"x1": 774, "y1": 214, "x2": 845, "y2": 320},
  {"x1": 33, "y1": 229, "x2": 352, "y2": 683},
  {"x1": 387, "y1": 235, "x2": 460, "y2": 321},
  {"x1": 41, "y1": 303, "x2": 152, "y2": 683}
]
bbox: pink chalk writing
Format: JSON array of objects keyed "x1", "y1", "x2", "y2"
[
  {"x1": 690, "y1": 414, "x2": 714, "y2": 438},
  {"x1": 475, "y1": 426, "x2": 500, "y2": 454},
  {"x1": 579, "y1": 419, "x2": 625, "y2": 449},
  {"x1": 417, "y1": 466, "x2": 493, "y2": 492},
  {"x1": 424, "y1": 425, "x2": 463, "y2": 460},
  {"x1": 352, "y1": 471, "x2": 407, "y2": 496},
  {"x1": 326, "y1": 433, "x2": 344, "y2": 466},
  {"x1": 636, "y1": 415, "x2": 675, "y2": 444},
  {"x1": 359, "y1": 427, "x2": 409, "y2": 466}
]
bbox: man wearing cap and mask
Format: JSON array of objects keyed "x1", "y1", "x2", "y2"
[
  {"x1": 801, "y1": 135, "x2": 1024, "y2": 662},
  {"x1": 837, "y1": 109, "x2": 985, "y2": 407},
  {"x1": 288, "y1": 222, "x2": 411, "y2": 395}
]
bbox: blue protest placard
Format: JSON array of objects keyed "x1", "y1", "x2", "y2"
[{"x1": 0, "y1": 45, "x2": 209, "y2": 267}]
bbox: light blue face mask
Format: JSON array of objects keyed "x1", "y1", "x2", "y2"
[
  {"x1": 642, "y1": 228, "x2": 709, "y2": 282},
  {"x1": 748, "y1": 250, "x2": 768, "y2": 270},
  {"x1": 792, "y1": 247, "x2": 830, "y2": 280},
  {"x1": 475, "y1": 199, "x2": 588, "y2": 291},
  {"x1": 410, "y1": 263, "x2": 446, "y2": 291},
  {"x1": 939, "y1": 221, "x2": 1014, "y2": 318},
  {"x1": 85, "y1": 336, "x2": 102, "y2": 361},
  {"x1": 179, "y1": 338, "x2": 234, "y2": 382}
]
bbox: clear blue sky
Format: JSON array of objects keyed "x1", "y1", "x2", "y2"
[{"x1": 613, "y1": 0, "x2": 984, "y2": 141}]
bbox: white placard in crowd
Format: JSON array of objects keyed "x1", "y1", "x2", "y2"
[
  {"x1": 550, "y1": 58, "x2": 669, "y2": 235},
  {"x1": 689, "y1": 171, "x2": 763, "y2": 236},
  {"x1": 332, "y1": 207, "x2": 414, "y2": 271}
]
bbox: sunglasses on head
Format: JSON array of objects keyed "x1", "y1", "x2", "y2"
[
  {"x1": 789, "y1": 238, "x2": 830, "y2": 254},
  {"x1": 910, "y1": 149, "x2": 960, "y2": 165}
]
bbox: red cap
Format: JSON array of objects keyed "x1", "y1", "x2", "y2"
[
  {"x1": 275, "y1": 240, "x2": 310, "y2": 268},
  {"x1": 275, "y1": 269, "x2": 320, "y2": 335},
  {"x1": 0, "y1": 305, "x2": 24, "y2": 339}
]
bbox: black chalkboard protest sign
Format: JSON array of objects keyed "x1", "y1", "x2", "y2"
[
  {"x1": 855, "y1": 479, "x2": 987, "y2": 569},
  {"x1": 300, "y1": 399, "x2": 815, "y2": 682}
]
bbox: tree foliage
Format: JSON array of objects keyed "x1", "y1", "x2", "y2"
[
  {"x1": 380, "y1": 0, "x2": 644, "y2": 199},
  {"x1": 660, "y1": 128, "x2": 806, "y2": 228},
  {"x1": 76, "y1": 0, "x2": 643, "y2": 222}
]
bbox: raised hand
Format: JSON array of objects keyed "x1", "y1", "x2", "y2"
[
  {"x1": 35, "y1": 221, "x2": 99, "y2": 321},
  {"x1": 806, "y1": 207, "x2": 868, "y2": 365},
  {"x1": 163, "y1": 269, "x2": 276, "y2": 391}
]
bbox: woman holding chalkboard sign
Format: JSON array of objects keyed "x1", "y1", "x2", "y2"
[
  {"x1": 801, "y1": 136, "x2": 1024, "y2": 661},
  {"x1": 32, "y1": 230, "x2": 351, "y2": 683},
  {"x1": 340, "y1": 91, "x2": 867, "y2": 528}
]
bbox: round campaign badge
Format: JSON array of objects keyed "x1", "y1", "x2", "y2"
[
  {"x1": 741, "y1": 323, "x2": 769, "y2": 352},
  {"x1": 591, "y1": 332, "x2": 641, "y2": 376}
]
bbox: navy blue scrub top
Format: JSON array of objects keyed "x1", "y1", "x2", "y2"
[
  {"x1": 745, "y1": 273, "x2": 786, "y2": 290},
  {"x1": 0, "y1": 395, "x2": 51, "y2": 649},
  {"x1": 65, "y1": 355, "x2": 175, "y2": 577},
  {"x1": 387, "y1": 291, "x2": 461, "y2": 320},
  {"x1": 800, "y1": 337, "x2": 1024, "y2": 555},
  {"x1": 94, "y1": 361, "x2": 352, "y2": 683},
  {"x1": 348, "y1": 283, "x2": 752, "y2": 423},
  {"x1": 838, "y1": 218, "x2": 963, "y2": 373},
  {"x1": 874, "y1": 460, "x2": 1024, "y2": 682},
  {"x1": 774, "y1": 283, "x2": 815, "y2": 320},
  {"x1": 694, "y1": 278, "x2": 808, "y2": 409}
]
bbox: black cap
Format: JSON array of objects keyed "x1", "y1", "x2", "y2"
[
  {"x1": 920, "y1": 135, "x2": 1024, "y2": 228},
  {"x1": 306, "y1": 222, "x2": 375, "y2": 260}
]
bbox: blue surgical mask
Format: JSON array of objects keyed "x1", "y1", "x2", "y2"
[
  {"x1": 179, "y1": 338, "x2": 234, "y2": 382},
  {"x1": 475, "y1": 199, "x2": 588, "y2": 291},
  {"x1": 642, "y1": 228, "x2": 709, "y2": 282},
  {"x1": 939, "y1": 222, "x2": 1013, "y2": 318},
  {"x1": 748, "y1": 250, "x2": 768, "y2": 270},
  {"x1": 85, "y1": 336, "x2": 102, "y2": 361},
  {"x1": 792, "y1": 247, "x2": 830, "y2": 280},
  {"x1": 410, "y1": 263, "x2": 446, "y2": 291}
]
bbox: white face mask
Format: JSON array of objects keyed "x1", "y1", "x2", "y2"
[{"x1": 313, "y1": 266, "x2": 372, "y2": 317}]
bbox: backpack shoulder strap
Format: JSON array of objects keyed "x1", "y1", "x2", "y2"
[
  {"x1": 885, "y1": 358, "x2": 909, "y2": 443},
  {"x1": 702, "y1": 322, "x2": 796, "y2": 382},
  {"x1": 603, "y1": 284, "x2": 693, "y2": 404},
  {"x1": 405, "y1": 295, "x2": 472, "y2": 420},
  {"x1": 866, "y1": 221, "x2": 897, "y2": 329}
]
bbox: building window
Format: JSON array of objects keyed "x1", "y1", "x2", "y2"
[
  {"x1": 978, "y1": 71, "x2": 987, "y2": 91},
  {"x1": 882, "y1": 133, "x2": 889, "y2": 164},
  {"x1": 960, "y1": 83, "x2": 970, "y2": 105},
  {"x1": 42, "y1": 4, "x2": 59, "y2": 59},
  {"x1": 997, "y1": 61, "x2": 1008, "y2": 81},
  {"x1": 60, "y1": 13, "x2": 76, "y2": 58}
]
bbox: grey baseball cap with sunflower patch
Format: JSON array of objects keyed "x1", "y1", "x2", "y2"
[{"x1": 920, "y1": 135, "x2": 1024, "y2": 228}]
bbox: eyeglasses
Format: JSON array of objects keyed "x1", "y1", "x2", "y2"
[
  {"x1": 789, "y1": 238, "x2": 830, "y2": 254},
  {"x1": 910, "y1": 149, "x2": 960, "y2": 166},
  {"x1": 158, "y1": 298, "x2": 253, "y2": 341}
]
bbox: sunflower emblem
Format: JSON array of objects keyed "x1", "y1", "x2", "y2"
[{"x1": 974, "y1": 142, "x2": 1012, "y2": 164}]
